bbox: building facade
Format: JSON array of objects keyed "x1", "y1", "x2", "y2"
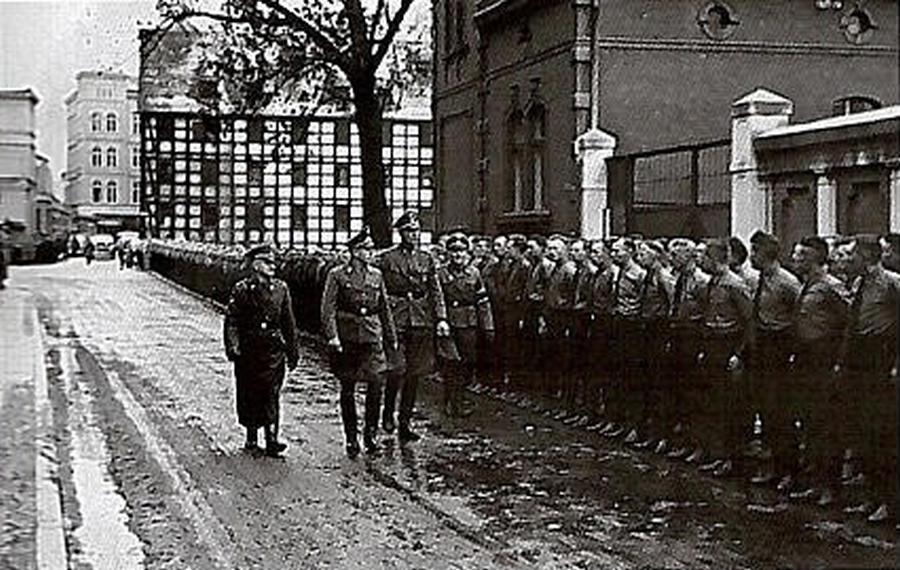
[
  {"x1": 140, "y1": 111, "x2": 435, "y2": 247},
  {"x1": 64, "y1": 71, "x2": 142, "y2": 234},
  {"x1": 0, "y1": 88, "x2": 39, "y2": 230},
  {"x1": 433, "y1": 0, "x2": 899, "y2": 237}
]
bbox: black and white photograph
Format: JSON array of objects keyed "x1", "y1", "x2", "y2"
[{"x1": 0, "y1": 1, "x2": 898, "y2": 568}]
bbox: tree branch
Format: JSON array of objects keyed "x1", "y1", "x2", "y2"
[
  {"x1": 255, "y1": 0, "x2": 353, "y2": 71},
  {"x1": 372, "y1": 0, "x2": 416, "y2": 66},
  {"x1": 367, "y1": 0, "x2": 388, "y2": 43}
]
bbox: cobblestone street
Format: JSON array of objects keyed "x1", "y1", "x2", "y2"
[{"x1": 1, "y1": 259, "x2": 896, "y2": 569}]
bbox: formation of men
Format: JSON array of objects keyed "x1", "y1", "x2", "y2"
[
  {"x1": 223, "y1": 212, "x2": 898, "y2": 526},
  {"x1": 431, "y1": 228, "x2": 898, "y2": 525}
]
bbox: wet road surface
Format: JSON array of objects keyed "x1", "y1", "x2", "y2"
[{"x1": 1, "y1": 259, "x2": 896, "y2": 569}]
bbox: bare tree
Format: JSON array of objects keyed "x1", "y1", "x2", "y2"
[{"x1": 153, "y1": 0, "x2": 426, "y2": 245}]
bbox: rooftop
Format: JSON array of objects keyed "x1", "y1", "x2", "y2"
[{"x1": 758, "y1": 105, "x2": 900, "y2": 139}]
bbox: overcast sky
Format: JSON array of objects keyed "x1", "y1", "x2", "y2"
[
  {"x1": 1, "y1": 1, "x2": 159, "y2": 191},
  {"x1": 0, "y1": 0, "x2": 429, "y2": 197}
]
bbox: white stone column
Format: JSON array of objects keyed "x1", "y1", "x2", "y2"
[
  {"x1": 730, "y1": 89, "x2": 793, "y2": 245},
  {"x1": 890, "y1": 163, "x2": 900, "y2": 233},
  {"x1": 576, "y1": 128, "x2": 617, "y2": 239},
  {"x1": 814, "y1": 168, "x2": 837, "y2": 236}
]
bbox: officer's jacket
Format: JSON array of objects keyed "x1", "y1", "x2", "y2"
[
  {"x1": 589, "y1": 264, "x2": 618, "y2": 317},
  {"x1": 526, "y1": 257, "x2": 555, "y2": 303},
  {"x1": 438, "y1": 264, "x2": 495, "y2": 331},
  {"x1": 321, "y1": 262, "x2": 397, "y2": 347},
  {"x1": 544, "y1": 260, "x2": 578, "y2": 311},
  {"x1": 669, "y1": 266, "x2": 711, "y2": 326},
  {"x1": 504, "y1": 257, "x2": 533, "y2": 306},
  {"x1": 224, "y1": 274, "x2": 298, "y2": 365},
  {"x1": 573, "y1": 262, "x2": 598, "y2": 312},
  {"x1": 378, "y1": 245, "x2": 447, "y2": 331}
]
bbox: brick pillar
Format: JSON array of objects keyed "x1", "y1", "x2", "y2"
[
  {"x1": 730, "y1": 89, "x2": 793, "y2": 244},
  {"x1": 814, "y1": 168, "x2": 837, "y2": 236},
  {"x1": 576, "y1": 128, "x2": 617, "y2": 239}
]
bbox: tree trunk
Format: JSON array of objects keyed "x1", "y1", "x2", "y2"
[{"x1": 352, "y1": 76, "x2": 392, "y2": 247}]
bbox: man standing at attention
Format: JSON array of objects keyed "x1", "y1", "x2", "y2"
[
  {"x1": 224, "y1": 244, "x2": 299, "y2": 457},
  {"x1": 321, "y1": 228, "x2": 398, "y2": 457},
  {"x1": 378, "y1": 211, "x2": 450, "y2": 442}
]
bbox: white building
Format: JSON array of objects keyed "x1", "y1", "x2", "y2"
[
  {"x1": 0, "y1": 88, "x2": 39, "y2": 230},
  {"x1": 64, "y1": 71, "x2": 142, "y2": 233}
]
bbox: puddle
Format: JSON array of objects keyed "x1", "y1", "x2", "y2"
[{"x1": 58, "y1": 344, "x2": 146, "y2": 570}]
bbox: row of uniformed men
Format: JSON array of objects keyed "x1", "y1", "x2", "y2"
[{"x1": 220, "y1": 213, "x2": 897, "y2": 523}]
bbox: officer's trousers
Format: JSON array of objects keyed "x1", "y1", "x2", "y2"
[
  {"x1": 340, "y1": 376, "x2": 383, "y2": 442},
  {"x1": 695, "y1": 332, "x2": 749, "y2": 463},
  {"x1": 751, "y1": 327, "x2": 797, "y2": 476},
  {"x1": 384, "y1": 328, "x2": 434, "y2": 432}
]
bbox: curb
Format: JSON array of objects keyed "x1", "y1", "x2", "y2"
[{"x1": 32, "y1": 303, "x2": 68, "y2": 570}]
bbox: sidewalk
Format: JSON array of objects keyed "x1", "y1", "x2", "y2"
[{"x1": 0, "y1": 288, "x2": 66, "y2": 570}]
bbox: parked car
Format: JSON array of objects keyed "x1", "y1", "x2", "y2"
[{"x1": 89, "y1": 234, "x2": 115, "y2": 261}]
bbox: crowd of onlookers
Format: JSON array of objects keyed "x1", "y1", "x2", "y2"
[{"x1": 147, "y1": 229, "x2": 899, "y2": 525}]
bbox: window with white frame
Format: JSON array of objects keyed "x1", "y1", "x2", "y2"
[
  {"x1": 106, "y1": 112, "x2": 118, "y2": 133},
  {"x1": 91, "y1": 147, "x2": 103, "y2": 168},
  {"x1": 91, "y1": 112, "x2": 102, "y2": 132},
  {"x1": 132, "y1": 112, "x2": 140, "y2": 134},
  {"x1": 106, "y1": 180, "x2": 118, "y2": 203},
  {"x1": 107, "y1": 147, "x2": 118, "y2": 168},
  {"x1": 92, "y1": 180, "x2": 103, "y2": 202},
  {"x1": 131, "y1": 180, "x2": 140, "y2": 204},
  {"x1": 131, "y1": 146, "x2": 139, "y2": 168}
]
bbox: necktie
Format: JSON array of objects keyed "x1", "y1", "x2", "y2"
[
  {"x1": 672, "y1": 271, "x2": 687, "y2": 319},
  {"x1": 753, "y1": 271, "x2": 765, "y2": 320}
]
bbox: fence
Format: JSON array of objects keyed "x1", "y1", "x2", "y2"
[
  {"x1": 140, "y1": 112, "x2": 435, "y2": 248},
  {"x1": 607, "y1": 139, "x2": 731, "y2": 238}
]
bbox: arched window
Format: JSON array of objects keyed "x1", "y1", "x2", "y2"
[
  {"x1": 505, "y1": 87, "x2": 526, "y2": 212},
  {"x1": 91, "y1": 112, "x2": 102, "y2": 132},
  {"x1": 832, "y1": 95, "x2": 882, "y2": 116},
  {"x1": 106, "y1": 180, "x2": 118, "y2": 203},
  {"x1": 91, "y1": 147, "x2": 103, "y2": 168},
  {"x1": 106, "y1": 112, "x2": 118, "y2": 132},
  {"x1": 106, "y1": 147, "x2": 118, "y2": 168},
  {"x1": 92, "y1": 180, "x2": 103, "y2": 203},
  {"x1": 525, "y1": 90, "x2": 546, "y2": 211}
]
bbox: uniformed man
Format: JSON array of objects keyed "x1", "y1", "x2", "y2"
[
  {"x1": 696, "y1": 238, "x2": 754, "y2": 477},
  {"x1": 321, "y1": 228, "x2": 398, "y2": 457},
  {"x1": 569, "y1": 239, "x2": 596, "y2": 412},
  {"x1": 481, "y1": 235, "x2": 510, "y2": 384},
  {"x1": 586, "y1": 239, "x2": 618, "y2": 421},
  {"x1": 605, "y1": 237, "x2": 647, "y2": 440},
  {"x1": 501, "y1": 235, "x2": 532, "y2": 388},
  {"x1": 664, "y1": 238, "x2": 709, "y2": 459},
  {"x1": 634, "y1": 239, "x2": 675, "y2": 449},
  {"x1": 837, "y1": 234, "x2": 899, "y2": 523},
  {"x1": 378, "y1": 211, "x2": 450, "y2": 442},
  {"x1": 542, "y1": 236, "x2": 578, "y2": 400},
  {"x1": 224, "y1": 244, "x2": 299, "y2": 457},
  {"x1": 789, "y1": 236, "x2": 850, "y2": 505},
  {"x1": 438, "y1": 232, "x2": 495, "y2": 416},
  {"x1": 748, "y1": 230, "x2": 802, "y2": 490},
  {"x1": 523, "y1": 236, "x2": 554, "y2": 392}
]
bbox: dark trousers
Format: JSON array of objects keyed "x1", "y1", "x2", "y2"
[
  {"x1": 792, "y1": 337, "x2": 843, "y2": 484},
  {"x1": 751, "y1": 328, "x2": 796, "y2": 475},
  {"x1": 567, "y1": 312, "x2": 592, "y2": 409},
  {"x1": 340, "y1": 376, "x2": 383, "y2": 442},
  {"x1": 586, "y1": 316, "x2": 612, "y2": 414},
  {"x1": 543, "y1": 310, "x2": 572, "y2": 396},
  {"x1": 610, "y1": 318, "x2": 646, "y2": 426},
  {"x1": 641, "y1": 318, "x2": 668, "y2": 437},
  {"x1": 666, "y1": 325, "x2": 702, "y2": 443},
  {"x1": 502, "y1": 303, "x2": 526, "y2": 386},
  {"x1": 521, "y1": 303, "x2": 544, "y2": 391},
  {"x1": 696, "y1": 332, "x2": 749, "y2": 461},
  {"x1": 384, "y1": 328, "x2": 434, "y2": 432},
  {"x1": 844, "y1": 333, "x2": 898, "y2": 506}
]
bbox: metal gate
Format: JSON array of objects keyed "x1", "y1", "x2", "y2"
[{"x1": 608, "y1": 139, "x2": 731, "y2": 238}]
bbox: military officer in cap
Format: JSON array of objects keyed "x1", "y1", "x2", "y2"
[
  {"x1": 224, "y1": 243, "x2": 299, "y2": 457},
  {"x1": 438, "y1": 232, "x2": 495, "y2": 416},
  {"x1": 378, "y1": 210, "x2": 450, "y2": 442},
  {"x1": 321, "y1": 228, "x2": 398, "y2": 457}
]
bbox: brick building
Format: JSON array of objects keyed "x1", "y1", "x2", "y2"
[{"x1": 433, "y1": 0, "x2": 898, "y2": 237}]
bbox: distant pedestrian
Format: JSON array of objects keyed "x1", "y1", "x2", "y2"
[
  {"x1": 321, "y1": 228, "x2": 398, "y2": 457},
  {"x1": 224, "y1": 244, "x2": 299, "y2": 457},
  {"x1": 84, "y1": 239, "x2": 95, "y2": 265}
]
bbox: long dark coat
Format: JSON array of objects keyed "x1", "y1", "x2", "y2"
[{"x1": 224, "y1": 274, "x2": 299, "y2": 428}]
